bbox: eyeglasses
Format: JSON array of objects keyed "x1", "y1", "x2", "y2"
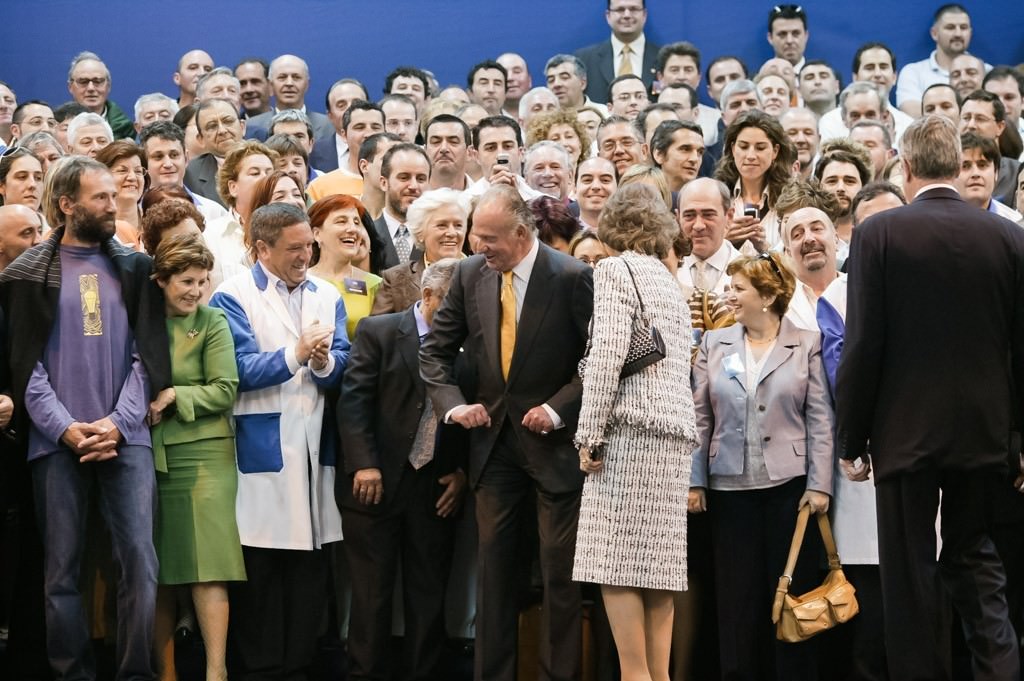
[
  {"x1": 71, "y1": 77, "x2": 108, "y2": 88},
  {"x1": 758, "y1": 251, "x2": 784, "y2": 280},
  {"x1": 600, "y1": 138, "x2": 638, "y2": 153},
  {"x1": 608, "y1": 5, "x2": 644, "y2": 15},
  {"x1": 111, "y1": 165, "x2": 148, "y2": 179}
]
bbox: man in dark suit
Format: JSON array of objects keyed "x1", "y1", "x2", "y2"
[
  {"x1": 243, "y1": 55, "x2": 333, "y2": 141},
  {"x1": 183, "y1": 98, "x2": 246, "y2": 207},
  {"x1": 836, "y1": 114, "x2": 1024, "y2": 681},
  {"x1": 338, "y1": 258, "x2": 466, "y2": 681},
  {"x1": 372, "y1": 143, "x2": 430, "y2": 272},
  {"x1": 420, "y1": 185, "x2": 593, "y2": 681},
  {"x1": 574, "y1": 0, "x2": 660, "y2": 105}
]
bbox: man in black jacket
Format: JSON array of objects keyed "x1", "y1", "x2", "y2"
[{"x1": 837, "y1": 115, "x2": 1023, "y2": 681}]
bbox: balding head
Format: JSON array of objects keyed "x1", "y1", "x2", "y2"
[
  {"x1": 783, "y1": 206, "x2": 837, "y2": 278},
  {"x1": 0, "y1": 204, "x2": 43, "y2": 270},
  {"x1": 678, "y1": 178, "x2": 733, "y2": 260},
  {"x1": 269, "y1": 55, "x2": 310, "y2": 109}
]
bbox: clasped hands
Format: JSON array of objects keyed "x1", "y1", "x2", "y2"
[
  {"x1": 297, "y1": 323, "x2": 334, "y2": 371},
  {"x1": 449, "y1": 403, "x2": 554, "y2": 436},
  {"x1": 62, "y1": 417, "x2": 122, "y2": 463}
]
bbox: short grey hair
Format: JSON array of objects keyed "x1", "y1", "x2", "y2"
[
  {"x1": 850, "y1": 119, "x2": 893, "y2": 149},
  {"x1": 524, "y1": 140, "x2": 572, "y2": 171},
  {"x1": 18, "y1": 131, "x2": 66, "y2": 157},
  {"x1": 406, "y1": 188, "x2": 470, "y2": 247},
  {"x1": 269, "y1": 108, "x2": 314, "y2": 139},
  {"x1": 900, "y1": 114, "x2": 961, "y2": 180},
  {"x1": 133, "y1": 93, "x2": 179, "y2": 122},
  {"x1": 544, "y1": 54, "x2": 587, "y2": 81},
  {"x1": 68, "y1": 51, "x2": 108, "y2": 82},
  {"x1": 840, "y1": 81, "x2": 887, "y2": 115},
  {"x1": 67, "y1": 112, "x2": 113, "y2": 146},
  {"x1": 196, "y1": 67, "x2": 240, "y2": 99},
  {"x1": 475, "y1": 184, "x2": 537, "y2": 235},
  {"x1": 720, "y1": 79, "x2": 761, "y2": 109},
  {"x1": 269, "y1": 54, "x2": 309, "y2": 79},
  {"x1": 420, "y1": 257, "x2": 460, "y2": 299},
  {"x1": 518, "y1": 87, "x2": 558, "y2": 121}
]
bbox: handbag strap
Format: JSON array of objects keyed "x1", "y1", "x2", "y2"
[
  {"x1": 771, "y1": 505, "x2": 843, "y2": 623},
  {"x1": 620, "y1": 258, "x2": 647, "y2": 314}
]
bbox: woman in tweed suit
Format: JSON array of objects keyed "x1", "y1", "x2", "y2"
[{"x1": 575, "y1": 184, "x2": 699, "y2": 680}]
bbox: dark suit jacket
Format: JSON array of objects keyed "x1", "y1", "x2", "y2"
[
  {"x1": 835, "y1": 186, "x2": 1024, "y2": 481},
  {"x1": 245, "y1": 108, "x2": 334, "y2": 142},
  {"x1": 574, "y1": 37, "x2": 660, "y2": 104},
  {"x1": 337, "y1": 308, "x2": 463, "y2": 512},
  {"x1": 183, "y1": 153, "x2": 224, "y2": 207},
  {"x1": 371, "y1": 253, "x2": 424, "y2": 316},
  {"x1": 310, "y1": 133, "x2": 341, "y2": 173},
  {"x1": 420, "y1": 243, "x2": 594, "y2": 492},
  {"x1": 373, "y1": 214, "x2": 401, "y2": 271}
]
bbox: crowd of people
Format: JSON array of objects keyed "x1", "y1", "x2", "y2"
[{"x1": 0, "y1": 2, "x2": 1023, "y2": 681}]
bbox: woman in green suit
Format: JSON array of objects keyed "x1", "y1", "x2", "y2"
[{"x1": 148, "y1": 234, "x2": 244, "y2": 681}]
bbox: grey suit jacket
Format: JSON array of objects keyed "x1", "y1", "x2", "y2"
[
  {"x1": 574, "y1": 36, "x2": 660, "y2": 104},
  {"x1": 245, "y1": 108, "x2": 334, "y2": 142},
  {"x1": 691, "y1": 317, "x2": 833, "y2": 494},
  {"x1": 183, "y1": 153, "x2": 224, "y2": 207}
]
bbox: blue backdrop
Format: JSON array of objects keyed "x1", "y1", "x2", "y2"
[{"x1": 2, "y1": 0, "x2": 1022, "y2": 113}]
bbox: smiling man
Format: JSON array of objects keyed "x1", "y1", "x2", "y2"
[
  {"x1": 574, "y1": 0, "x2": 660, "y2": 105},
  {"x1": 575, "y1": 156, "x2": 617, "y2": 230},
  {"x1": 374, "y1": 143, "x2": 431, "y2": 270},
  {"x1": 66, "y1": 51, "x2": 134, "y2": 139},
  {"x1": 782, "y1": 205, "x2": 840, "y2": 330},
  {"x1": 524, "y1": 141, "x2": 571, "y2": 201},
  {"x1": 140, "y1": 121, "x2": 228, "y2": 222},
  {"x1": 596, "y1": 115, "x2": 646, "y2": 176}
]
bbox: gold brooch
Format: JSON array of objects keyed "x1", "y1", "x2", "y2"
[{"x1": 187, "y1": 328, "x2": 200, "y2": 339}]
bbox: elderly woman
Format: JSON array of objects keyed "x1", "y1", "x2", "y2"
[
  {"x1": 0, "y1": 146, "x2": 43, "y2": 211},
  {"x1": 370, "y1": 188, "x2": 468, "y2": 315},
  {"x1": 574, "y1": 184, "x2": 698, "y2": 680},
  {"x1": 526, "y1": 109, "x2": 591, "y2": 169},
  {"x1": 17, "y1": 131, "x2": 65, "y2": 174},
  {"x1": 308, "y1": 194, "x2": 383, "y2": 338},
  {"x1": 97, "y1": 140, "x2": 148, "y2": 250},
  {"x1": 714, "y1": 110, "x2": 797, "y2": 253},
  {"x1": 689, "y1": 252, "x2": 832, "y2": 680},
  {"x1": 619, "y1": 164, "x2": 673, "y2": 209},
  {"x1": 147, "y1": 234, "x2": 244, "y2": 681}
]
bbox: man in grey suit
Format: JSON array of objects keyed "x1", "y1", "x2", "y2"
[
  {"x1": 837, "y1": 115, "x2": 1024, "y2": 680},
  {"x1": 573, "y1": 0, "x2": 660, "y2": 105},
  {"x1": 244, "y1": 55, "x2": 333, "y2": 141},
  {"x1": 182, "y1": 98, "x2": 246, "y2": 207},
  {"x1": 420, "y1": 185, "x2": 593, "y2": 681}
]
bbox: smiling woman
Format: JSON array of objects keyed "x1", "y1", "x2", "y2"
[{"x1": 97, "y1": 140, "x2": 148, "y2": 249}]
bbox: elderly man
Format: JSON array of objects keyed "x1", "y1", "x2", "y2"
[
  {"x1": 575, "y1": 156, "x2": 617, "y2": 230},
  {"x1": 173, "y1": 49, "x2": 214, "y2": 108},
  {"x1": 210, "y1": 203, "x2": 349, "y2": 680},
  {"x1": 66, "y1": 112, "x2": 112, "y2": 157},
  {"x1": 677, "y1": 177, "x2": 740, "y2": 295},
  {"x1": 420, "y1": 184, "x2": 593, "y2": 681},
  {"x1": 0, "y1": 82, "x2": 15, "y2": 147},
  {"x1": 896, "y1": 4, "x2": 985, "y2": 117},
  {"x1": 719, "y1": 80, "x2": 762, "y2": 127},
  {"x1": 66, "y1": 51, "x2": 133, "y2": 139},
  {"x1": 310, "y1": 78, "x2": 370, "y2": 172},
  {"x1": 524, "y1": 141, "x2": 572, "y2": 201},
  {"x1": 195, "y1": 68, "x2": 242, "y2": 113},
  {"x1": 517, "y1": 87, "x2": 559, "y2": 130},
  {"x1": 0, "y1": 204, "x2": 42, "y2": 270},
  {"x1": 0, "y1": 157, "x2": 171, "y2": 681},
  {"x1": 595, "y1": 115, "x2": 645, "y2": 176},
  {"x1": 133, "y1": 93, "x2": 178, "y2": 136},
  {"x1": 544, "y1": 54, "x2": 608, "y2": 116},
  {"x1": 837, "y1": 115, "x2": 1023, "y2": 681},
  {"x1": 781, "y1": 206, "x2": 840, "y2": 329},
  {"x1": 949, "y1": 54, "x2": 986, "y2": 100},
  {"x1": 183, "y1": 98, "x2": 246, "y2": 207},
  {"x1": 245, "y1": 55, "x2": 333, "y2": 140},
  {"x1": 498, "y1": 53, "x2": 532, "y2": 120},
  {"x1": 820, "y1": 81, "x2": 910, "y2": 149},
  {"x1": 235, "y1": 58, "x2": 272, "y2": 118}
]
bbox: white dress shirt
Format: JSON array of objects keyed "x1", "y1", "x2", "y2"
[
  {"x1": 677, "y1": 240, "x2": 741, "y2": 295},
  {"x1": 818, "y1": 105, "x2": 914, "y2": 150},
  {"x1": 610, "y1": 34, "x2": 646, "y2": 79},
  {"x1": 896, "y1": 51, "x2": 991, "y2": 108},
  {"x1": 334, "y1": 132, "x2": 350, "y2": 170},
  {"x1": 696, "y1": 104, "x2": 721, "y2": 146},
  {"x1": 203, "y1": 211, "x2": 251, "y2": 291}
]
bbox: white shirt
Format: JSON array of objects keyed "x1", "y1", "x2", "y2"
[
  {"x1": 818, "y1": 105, "x2": 914, "y2": 150},
  {"x1": 696, "y1": 104, "x2": 721, "y2": 146},
  {"x1": 581, "y1": 97, "x2": 610, "y2": 117},
  {"x1": 194, "y1": 193, "x2": 228, "y2": 224},
  {"x1": 334, "y1": 132, "x2": 350, "y2": 170},
  {"x1": 610, "y1": 34, "x2": 646, "y2": 80},
  {"x1": 203, "y1": 211, "x2": 251, "y2": 291},
  {"x1": 896, "y1": 51, "x2": 991, "y2": 108},
  {"x1": 677, "y1": 240, "x2": 741, "y2": 295},
  {"x1": 785, "y1": 279, "x2": 829, "y2": 331}
]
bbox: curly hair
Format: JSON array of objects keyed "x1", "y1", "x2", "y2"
[
  {"x1": 525, "y1": 109, "x2": 591, "y2": 166},
  {"x1": 597, "y1": 183, "x2": 678, "y2": 259},
  {"x1": 815, "y1": 138, "x2": 873, "y2": 184},
  {"x1": 775, "y1": 177, "x2": 841, "y2": 226},
  {"x1": 726, "y1": 252, "x2": 796, "y2": 316},
  {"x1": 140, "y1": 199, "x2": 206, "y2": 255},
  {"x1": 216, "y1": 140, "x2": 279, "y2": 209},
  {"x1": 714, "y1": 109, "x2": 797, "y2": 208}
]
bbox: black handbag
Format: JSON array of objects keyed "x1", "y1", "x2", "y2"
[{"x1": 578, "y1": 258, "x2": 667, "y2": 379}]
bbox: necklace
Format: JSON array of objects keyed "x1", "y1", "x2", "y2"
[{"x1": 746, "y1": 334, "x2": 777, "y2": 345}]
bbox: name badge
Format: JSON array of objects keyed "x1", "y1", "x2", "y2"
[
  {"x1": 344, "y1": 277, "x2": 368, "y2": 295},
  {"x1": 723, "y1": 352, "x2": 744, "y2": 378}
]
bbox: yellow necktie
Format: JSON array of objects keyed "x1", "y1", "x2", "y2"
[
  {"x1": 618, "y1": 44, "x2": 634, "y2": 77},
  {"x1": 500, "y1": 271, "x2": 517, "y2": 380}
]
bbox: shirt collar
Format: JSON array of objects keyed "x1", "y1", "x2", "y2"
[
  {"x1": 382, "y1": 208, "x2": 404, "y2": 239},
  {"x1": 413, "y1": 301, "x2": 430, "y2": 337},
  {"x1": 703, "y1": 240, "x2": 737, "y2": 271},
  {"x1": 927, "y1": 50, "x2": 947, "y2": 77},
  {"x1": 732, "y1": 179, "x2": 771, "y2": 206},
  {"x1": 275, "y1": 104, "x2": 307, "y2": 115},
  {"x1": 254, "y1": 261, "x2": 313, "y2": 293},
  {"x1": 509, "y1": 237, "x2": 540, "y2": 284},
  {"x1": 610, "y1": 33, "x2": 645, "y2": 59}
]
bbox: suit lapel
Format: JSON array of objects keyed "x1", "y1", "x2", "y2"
[
  {"x1": 599, "y1": 41, "x2": 615, "y2": 93},
  {"x1": 397, "y1": 307, "x2": 421, "y2": 388},
  {"x1": 756, "y1": 319, "x2": 799, "y2": 388},
  {"x1": 718, "y1": 323, "x2": 747, "y2": 393},
  {"x1": 475, "y1": 264, "x2": 502, "y2": 379}
]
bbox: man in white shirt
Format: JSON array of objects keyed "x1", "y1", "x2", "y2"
[
  {"x1": 896, "y1": 4, "x2": 980, "y2": 117},
  {"x1": 822, "y1": 82, "x2": 909, "y2": 152},
  {"x1": 573, "y1": 0, "x2": 660, "y2": 105},
  {"x1": 544, "y1": 55, "x2": 608, "y2": 116},
  {"x1": 466, "y1": 116, "x2": 544, "y2": 202},
  {"x1": 767, "y1": 4, "x2": 809, "y2": 71},
  {"x1": 956, "y1": 132, "x2": 1024, "y2": 223},
  {"x1": 677, "y1": 178, "x2": 741, "y2": 295},
  {"x1": 524, "y1": 141, "x2": 571, "y2": 201},
  {"x1": 780, "y1": 108, "x2": 821, "y2": 180},
  {"x1": 819, "y1": 45, "x2": 914, "y2": 146},
  {"x1": 782, "y1": 206, "x2": 840, "y2": 330},
  {"x1": 498, "y1": 53, "x2": 532, "y2": 121},
  {"x1": 310, "y1": 78, "x2": 369, "y2": 173},
  {"x1": 139, "y1": 121, "x2": 227, "y2": 224},
  {"x1": 798, "y1": 61, "x2": 839, "y2": 118}
]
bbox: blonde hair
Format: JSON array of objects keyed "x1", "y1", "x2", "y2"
[{"x1": 618, "y1": 165, "x2": 672, "y2": 209}]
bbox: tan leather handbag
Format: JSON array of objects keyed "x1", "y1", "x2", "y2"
[{"x1": 771, "y1": 506, "x2": 859, "y2": 642}]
